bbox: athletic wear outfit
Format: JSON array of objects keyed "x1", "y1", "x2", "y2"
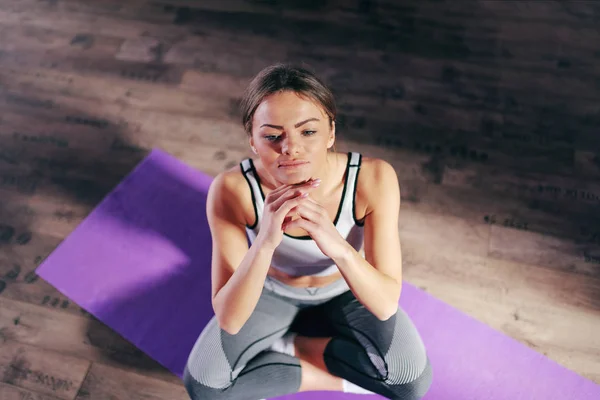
[{"x1": 183, "y1": 152, "x2": 432, "y2": 399}]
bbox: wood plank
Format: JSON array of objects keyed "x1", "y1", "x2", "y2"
[
  {"x1": 0, "y1": 297, "x2": 181, "y2": 385},
  {"x1": 441, "y1": 160, "x2": 600, "y2": 222},
  {"x1": 391, "y1": 0, "x2": 600, "y2": 28},
  {"x1": 409, "y1": 5, "x2": 600, "y2": 62},
  {"x1": 397, "y1": 176, "x2": 599, "y2": 248},
  {"x1": 473, "y1": 0, "x2": 600, "y2": 26},
  {"x1": 0, "y1": 381, "x2": 64, "y2": 400},
  {"x1": 0, "y1": 340, "x2": 90, "y2": 399},
  {"x1": 74, "y1": 362, "x2": 187, "y2": 400},
  {"x1": 0, "y1": 195, "x2": 90, "y2": 238},
  {"x1": 0, "y1": 66, "x2": 238, "y2": 135},
  {"x1": 0, "y1": 3, "x2": 181, "y2": 40},
  {"x1": 489, "y1": 225, "x2": 600, "y2": 278},
  {"x1": 0, "y1": 96, "x2": 239, "y2": 152},
  {"x1": 404, "y1": 231, "x2": 600, "y2": 315},
  {"x1": 575, "y1": 150, "x2": 600, "y2": 178},
  {"x1": 443, "y1": 161, "x2": 600, "y2": 204},
  {"x1": 0, "y1": 67, "x2": 247, "y2": 150},
  {"x1": 402, "y1": 239, "x2": 600, "y2": 382},
  {"x1": 0, "y1": 50, "x2": 187, "y2": 85},
  {"x1": 399, "y1": 208, "x2": 490, "y2": 258},
  {"x1": 0, "y1": 23, "x2": 123, "y2": 59}
]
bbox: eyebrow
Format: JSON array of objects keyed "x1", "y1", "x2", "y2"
[{"x1": 260, "y1": 118, "x2": 320, "y2": 130}]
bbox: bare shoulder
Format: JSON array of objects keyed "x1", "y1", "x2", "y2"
[
  {"x1": 355, "y1": 155, "x2": 400, "y2": 218},
  {"x1": 209, "y1": 162, "x2": 253, "y2": 226}
]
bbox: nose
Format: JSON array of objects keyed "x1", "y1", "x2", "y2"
[{"x1": 281, "y1": 135, "x2": 300, "y2": 155}]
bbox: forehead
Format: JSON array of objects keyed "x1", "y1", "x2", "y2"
[{"x1": 253, "y1": 91, "x2": 326, "y2": 122}]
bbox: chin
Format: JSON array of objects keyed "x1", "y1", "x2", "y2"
[{"x1": 278, "y1": 172, "x2": 311, "y2": 185}]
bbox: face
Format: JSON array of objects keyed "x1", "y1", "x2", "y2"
[{"x1": 249, "y1": 91, "x2": 335, "y2": 185}]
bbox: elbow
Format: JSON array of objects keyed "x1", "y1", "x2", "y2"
[
  {"x1": 377, "y1": 285, "x2": 401, "y2": 321},
  {"x1": 219, "y1": 318, "x2": 241, "y2": 335},
  {"x1": 377, "y1": 303, "x2": 399, "y2": 321},
  {"x1": 215, "y1": 310, "x2": 242, "y2": 335},
  {"x1": 212, "y1": 297, "x2": 242, "y2": 335}
]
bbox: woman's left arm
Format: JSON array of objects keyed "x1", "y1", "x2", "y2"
[{"x1": 331, "y1": 159, "x2": 403, "y2": 321}]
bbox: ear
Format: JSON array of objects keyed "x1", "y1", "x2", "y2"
[{"x1": 327, "y1": 120, "x2": 336, "y2": 149}]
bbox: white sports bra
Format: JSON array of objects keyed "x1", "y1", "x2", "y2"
[{"x1": 240, "y1": 152, "x2": 365, "y2": 277}]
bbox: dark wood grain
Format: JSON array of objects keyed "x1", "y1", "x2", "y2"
[
  {"x1": 73, "y1": 363, "x2": 187, "y2": 400},
  {"x1": 0, "y1": 381, "x2": 65, "y2": 400},
  {"x1": 0, "y1": 340, "x2": 90, "y2": 399}
]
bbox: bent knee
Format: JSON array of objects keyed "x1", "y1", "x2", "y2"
[
  {"x1": 388, "y1": 359, "x2": 432, "y2": 400},
  {"x1": 183, "y1": 366, "x2": 230, "y2": 400}
]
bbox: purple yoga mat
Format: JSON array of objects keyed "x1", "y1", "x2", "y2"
[{"x1": 36, "y1": 148, "x2": 600, "y2": 399}]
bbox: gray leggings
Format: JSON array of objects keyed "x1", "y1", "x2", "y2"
[{"x1": 183, "y1": 276, "x2": 432, "y2": 399}]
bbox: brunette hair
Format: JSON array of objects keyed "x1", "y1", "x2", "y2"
[{"x1": 240, "y1": 63, "x2": 337, "y2": 144}]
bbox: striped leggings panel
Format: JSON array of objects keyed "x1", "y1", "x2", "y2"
[{"x1": 183, "y1": 286, "x2": 432, "y2": 399}]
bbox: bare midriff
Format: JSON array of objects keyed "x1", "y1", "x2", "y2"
[{"x1": 267, "y1": 266, "x2": 344, "y2": 288}]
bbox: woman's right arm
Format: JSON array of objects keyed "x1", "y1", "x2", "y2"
[
  {"x1": 208, "y1": 172, "x2": 273, "y2": 335},
  {"x1": 208, "y1": 172, "x2": 312, "y2": 335}
]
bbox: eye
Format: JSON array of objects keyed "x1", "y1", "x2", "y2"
[{"x1": 263, "y1": 131, "x2": 315, "y2": 142}]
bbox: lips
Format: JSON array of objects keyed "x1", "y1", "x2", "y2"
[{"x1": 279, "y1": 160, "x2": 308, "y2": 167}]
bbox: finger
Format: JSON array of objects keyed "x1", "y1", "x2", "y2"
[
  {"x1": 290, "y1": 202, "x2": 321, "y2": 223},
  {"x1": 274, "y1": 193, "x2": 312, "y2": 222},
  {"x1": 270, "y1": 188, "x2": 306, "y2": 213},
  {"x1": 283, "y1": 196, "x2": 315, "y2": 218},
  {"x1": 265, "y1": 183, "x2": 295, "y2": 204},
  {"x1": 266, "y1": 179, "x2": 318, "y2": 205},
  {"x1": 269, "y1": 179, "x2": 319, "y2": 211},
  {"x1": 286, "y1": 194, "x2": 322, "y2": 214},
  {"x1": 282, "y1": 214, "x2": 317, "y2": 232}
]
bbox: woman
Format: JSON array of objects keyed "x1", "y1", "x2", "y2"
[{"x1": 183, "y1": 64, "x2": 432, "y2": 399}]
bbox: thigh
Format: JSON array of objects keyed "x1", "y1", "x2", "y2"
[
  {"x1": 320, "y1": 291, "x2": 396, "y2": 349},
  {"x1": 321, "y1": 291, "x2": 428, "y2": 384},
  {"x1": 186, "y1": 288, "x2": 301, "y2": 387},
  {"x1": 222, "y1": 288, "x2": 301, "y2": 367}
]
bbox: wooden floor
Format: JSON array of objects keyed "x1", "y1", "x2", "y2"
[{"x1": 0, "y1": 0, "x2": 599, "y2": 398}]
